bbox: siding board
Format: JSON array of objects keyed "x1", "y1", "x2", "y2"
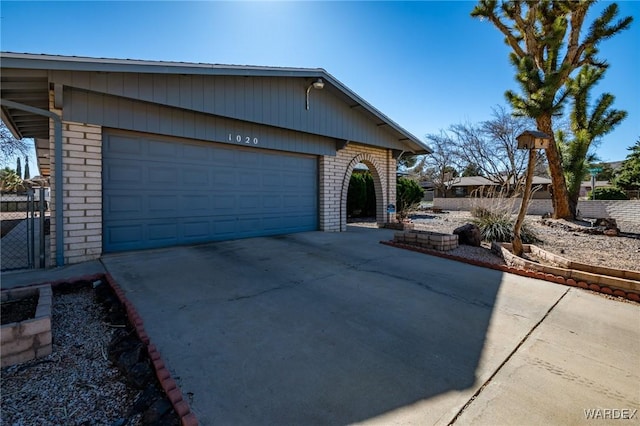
[
  {"x1": 66, "y1": 88, "x2": 335, "y2": 156},
  {"x1": 55, "y1": 71, "x2": 409, "y2": 151}
]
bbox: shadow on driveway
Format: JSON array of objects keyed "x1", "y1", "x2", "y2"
[{"x1": 101, "y1": 226, "x2": 564, "y2": 425}]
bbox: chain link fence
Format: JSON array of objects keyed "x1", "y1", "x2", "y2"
[{"x1": 1, "y1": 188, "x2": 49, "y2": 271}]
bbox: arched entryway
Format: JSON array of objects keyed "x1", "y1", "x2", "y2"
[{"x1": 340, "y1": 153, "x2": 387, "y2": 231}]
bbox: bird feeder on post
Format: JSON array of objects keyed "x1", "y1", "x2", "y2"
[
  {"x1": 512, "y1": 130, "x2": 551, "y2": 256},
  {"x1": 516, "y1": 130, "x2": 551, "y2": 150}
]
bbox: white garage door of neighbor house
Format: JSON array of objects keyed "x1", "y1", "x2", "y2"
[{"x1": 103, "y1": 131, "x2": 318, "y2": 252}]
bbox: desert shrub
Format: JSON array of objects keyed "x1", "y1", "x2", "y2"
[
  {"x1": 396, "y1": 177, "x2": 424, "y2": 219},
  {"x1": 472, "y1": 212, "x2": 539, "y2": 243},
  {"x1": 471, "y1": 206, "x2": 492, "y2": 219},
  {"x1": 589, "y1": 186, "x2": 628, "y2": 200}
]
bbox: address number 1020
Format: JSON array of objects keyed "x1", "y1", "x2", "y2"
[{"x1": 228, "y1": 133, "x2": 259, "y2": 145}]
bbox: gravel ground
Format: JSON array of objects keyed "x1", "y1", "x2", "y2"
[
  {"x1": 1, "y1": 286, "x2": 142, "y2": 425},
  {"x1": 351, "y1": 210, "x2": 640, "y2": 272},
  {"x1": 410, "y1": 211, "x2": 640, "y2": 272}
]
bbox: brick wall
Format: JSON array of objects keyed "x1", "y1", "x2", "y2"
[
  {"x1": 319, "y1": 143, "x2": 396, "y2": 232},
  {"x1": 49, "y1": 91, "x2": 103, "y2": 265},
  {"x1": 576, "y1": 200, "x2": 640, "y2": 223}
]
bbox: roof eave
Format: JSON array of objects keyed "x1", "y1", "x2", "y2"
[{"x1": 1, "y1": 52, "x2": 431, "y2": 153}]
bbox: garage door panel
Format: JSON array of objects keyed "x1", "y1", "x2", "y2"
[
  {"x1": 108, "y1": 136, "x2": 142, "y2": 155},
  {"x1": 106, "y1": 163, "x2": 143, "y2": 185},
  {"x1": 181, "y1": 194, "x2": 211, "y2": 212},
  {"x1": 106, "y1": 224, "x2": 143, "y2": 248},
  {"x1": 183, "y1": 168, "x2": 208, "y2": 185},
  {"x1": 149, "y1": 140, "x2": 179, "y2": 159},
  {"x1": 104, "y1": 132, "x2": 318, "y2": 252},
  {"x1": 182, "y1": 143, "x2": 211, "y2": 161},
  {"x1": 148, "y1": 222, "x2": 179, "y2": 243},
  {"x1": 183, "y1": 221, "x2": 210, "y2": 238}
]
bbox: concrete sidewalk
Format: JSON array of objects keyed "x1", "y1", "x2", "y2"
[
  {"x1": 100, "y1": 227, "x2": 640, "y2": 425},
  {"x1": 1, "y1": 259, "x2": 106, "y2": 289}
]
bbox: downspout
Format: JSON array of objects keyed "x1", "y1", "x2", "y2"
[{"x1": 1, "y1": 99, "x2": 64, "y2": 266}]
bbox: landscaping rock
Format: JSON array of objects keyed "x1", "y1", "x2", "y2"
[
  {"x1": 143, "y1": 397, "x2": 174, "y2": 423},
  {"x1": 604, "y1": 228, "x2": 619, "y2": 237},
  {"x1": 594, "y1": 218, "x2": 618, "y2": 228},
  {"x1": 453, "y1": 223, "x2": 482, "y2": 247}
]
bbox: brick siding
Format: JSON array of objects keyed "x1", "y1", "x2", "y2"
[
  {"x1": 49, "y1": 91, "x2": 103, "y2": 265},
  {"x1": 319, "y1": 143, "x2": 396, "y2": 231}
]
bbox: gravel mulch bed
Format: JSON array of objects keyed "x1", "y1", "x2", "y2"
[
  {"x1": 1, "y1": 282, "x2": 180, "y2": 425},
  {"x1": 351, "y1": 210, "x2": 640, "y2": 273}
]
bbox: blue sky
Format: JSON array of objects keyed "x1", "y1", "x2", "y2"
[{"x1": 1, "y1": 1, "x2": 638, "y2": 176}]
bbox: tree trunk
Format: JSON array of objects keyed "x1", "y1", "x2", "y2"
[
  {"x1": 536, "y1": 115, "x2": 573, "y2": 219},
  {"x1": 512, "y1": 148, "x2": 536, "y2": 257}
]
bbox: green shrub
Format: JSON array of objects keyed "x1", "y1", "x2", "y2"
[
  {"x1": 347, "y1": 173, "x2": 367, "y2": 217},
  {"x1": 364, "y1": 173, "x2": 376, "y2": 216},
  {"x1": 472, "y1": 213, "x2": 539, "y2": 243},
  {"x1": 396, "y1": 177, "x2": 424, "y2": 218},
  {"x1": 589, "y1": 186, "x2": 628, "y2": 200}
]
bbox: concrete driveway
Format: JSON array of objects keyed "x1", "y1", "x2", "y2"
[{"x1": 101, "y1": 226, "x2": 640, "y2": 425}]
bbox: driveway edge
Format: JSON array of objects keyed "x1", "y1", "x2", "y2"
[
  {"x1": 104, "y1": 273, "x2": 199, "y2": 426},
  {"x1": 380, "y1": 241, "x2": 640, "y2": 303}
]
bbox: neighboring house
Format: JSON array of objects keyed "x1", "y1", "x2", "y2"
[
  {"x1": 422, "y1": 176, "x2": 552, "y2": 199},
  {"x1": 579, "y1": 180, "x2": 610, "y2": 199},
  {"x1": 0, "y1": 52, "x2": 429, "y2": 266}
]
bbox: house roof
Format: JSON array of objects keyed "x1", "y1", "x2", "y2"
[{"x1": 0, "y1": 52, "x2": 431, "y2": 155}]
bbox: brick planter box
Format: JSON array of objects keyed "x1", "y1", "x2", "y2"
[
  {"x1": 394, "y1": 230, "x2": 458, "y2": 251},
  {"x1": 1, "y1": 284, "x2": 53, "y2": 368},
  {"x1": 492, "y1": 242, "x2": 640, "y2": 294}
]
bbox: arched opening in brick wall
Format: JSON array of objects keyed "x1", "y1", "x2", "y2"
[{"x1": 340, "y1": 154, "x2": 386, "y2": 231}]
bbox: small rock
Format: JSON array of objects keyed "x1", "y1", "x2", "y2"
[
  {"x1": 594, "y1": 217, "x2": 618, "y2": 228},
  {"x1": 129, "y1": 384, "x2": 163, "y2": 416},
  {"x1": 143, "y1": 397, "x2": 173, "y2": 423},
  {"x1": 128, "y1": 361, "x2": 153, "y2": 389},
  {"x1": 453, "y1": 223, "x2": 482, "y2": 247},
  {"x1": 604, "y1": 228, "x2": 619, "y2": 237}
]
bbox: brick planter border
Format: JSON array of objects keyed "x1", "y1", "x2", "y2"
[
  {"x1": 492, "y1": 242, "x2": 640, "y2": 294},
  {"x1": 381, "y1": 240, "x2": 640, "y2": 303},
  {"x1": 6, "y1": 274, "x2": 198, "y2": 426},
  {"x1": 392, "y1": 230, "x2": 458, "y2": 251},
  {"x1": 1, "y1": 284, "x2": 53, "y2": 368}
]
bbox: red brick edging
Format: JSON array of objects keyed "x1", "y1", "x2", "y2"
[
  {"x1": 8, "y1": 273, "x2": 198, "y2": 425},
  {"x1": 380, "y1": 241, "x2": 640, "y2": 303},
  {"x1": 103, "y1": 273, "x2": 199, "y2": 425}
]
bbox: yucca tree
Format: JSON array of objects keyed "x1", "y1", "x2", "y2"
[
  {"x1": 613, "y1": 140, "x2": 640, "y2": 191},
  {"x1": 471, "y1": 1, "x2": 633, "y2": 219},
  {"x1": 560, "y1": 66, "x2": 627, "y2": 216}
]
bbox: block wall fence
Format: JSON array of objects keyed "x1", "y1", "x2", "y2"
[{"x1": 433, "y1": 198, "x2": 639, "y2": 225}]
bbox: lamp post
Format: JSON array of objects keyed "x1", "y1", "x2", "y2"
[{"x1": 513, "y1": 130, "x2": 551, "y2": 256}]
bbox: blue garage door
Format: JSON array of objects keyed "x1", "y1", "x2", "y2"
[{"x1": 103, "y1": 132, "x2": 318, "y2": 253}]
